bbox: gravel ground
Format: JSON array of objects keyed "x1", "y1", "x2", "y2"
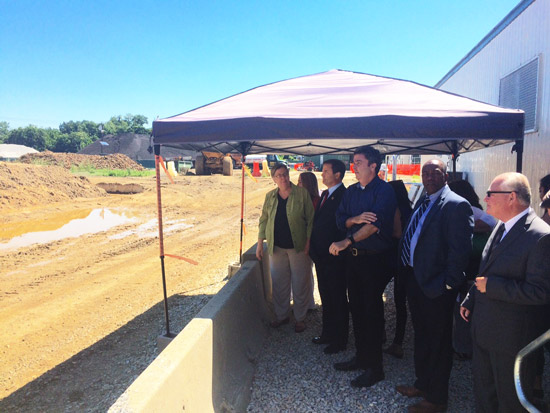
[
  {"x1": 3, "y1": 269, "x2": 546, "y2": 412},
  {"x1": 248, "y1": 279, "x2": 550, "y2": 413}
]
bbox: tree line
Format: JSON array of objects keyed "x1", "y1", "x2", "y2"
[{"x1": 0, "y1": 114, "x2": 151, "y2": 153}]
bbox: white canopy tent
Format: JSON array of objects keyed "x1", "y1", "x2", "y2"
[
  {"x1": 151, "y1": 69, "x2": 525, "y2": 337},
  {"x1": 153, "y1": 69, "x2": 524, "y2": 162}
]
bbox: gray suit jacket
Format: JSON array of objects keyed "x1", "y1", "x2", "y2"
[
  {"x1": 462, "y1": 210, "x2": 550, "y2": 354},
  {"x1": 400, "y1": 185, "x2": 474, "y2": 298}
]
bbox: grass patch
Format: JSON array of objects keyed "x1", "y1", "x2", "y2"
[
  {"x1": 28, "y1": 158, "x2": 55, "y2": 166},
  {"x1": 70, "y1": 164, "x2": 155, "y2": 177}
]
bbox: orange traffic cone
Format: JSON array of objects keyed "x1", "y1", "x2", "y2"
[{"x1": 252, "y1": 161, "x2": 262, "y2": 177}]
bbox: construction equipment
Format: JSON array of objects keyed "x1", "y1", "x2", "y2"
[{"x1": 194, "y1": 151, "x2": 241, "y2": 176}]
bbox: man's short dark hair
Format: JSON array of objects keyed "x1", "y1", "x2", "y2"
[
  {"x1": 322, "y1": 159, "x2": 346, "y2": 181},
  {"x1": 353, "y1": 146, "x2": 382, "y2": 174}
]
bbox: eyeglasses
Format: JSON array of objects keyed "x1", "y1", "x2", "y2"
[
  {"x1": 274, "y1": 173, "x2": 289, "y2": 179},
  {"x1": 486, "y1": 191, "x2": 514, "y2": 197}
]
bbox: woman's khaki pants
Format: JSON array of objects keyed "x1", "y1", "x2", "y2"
[{"x1": 270, "y1": 246, "x2": 313, "y2": 323}]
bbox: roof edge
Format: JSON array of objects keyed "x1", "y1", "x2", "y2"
[{"x1": 435, "y1": 0, "x2": 535, "y2": 88}]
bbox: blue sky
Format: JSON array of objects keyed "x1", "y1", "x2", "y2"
[{"x1": 0, "y1": 0, "x2": 520, "y2": 130}]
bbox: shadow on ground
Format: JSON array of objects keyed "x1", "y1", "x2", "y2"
[{"x1": 0, "y1": 293, "x2": 213, "y2": 413}]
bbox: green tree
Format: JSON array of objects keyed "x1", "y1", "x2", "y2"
[
  {"x1": 103, "y1": 116, "x2": 130, "y2": 135},
  {"x1": 7, "y1": 126, "x2": 49, "y2": 151},
  {"x1": 0, "y1": 121, "x2": 9, "y2": 143},
  {"x1": 44, "y1": 128, "x2": 62, "y2": 151},
  {"x1": 125, "y1": 114, "x2": 149, "y2": 133},
  {"x1": 102, "y1": 114, "x2": 150, "y2": 135},
  {"x1": 59, "y1": 120, "x2": 80, "y2": 135},
  {"x1": 53, "y1": 131, "x2": 93, "y2": 153},
  {"x1": 59, "y1": 120, "x2": 101, "y2": 140},
  {"x1": 80, "y1": 120, "x2": 101, "y2": 139}
]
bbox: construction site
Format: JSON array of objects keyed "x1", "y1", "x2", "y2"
[{"x1": 0, "y1": 154, "x2": 276, "y2": 411}]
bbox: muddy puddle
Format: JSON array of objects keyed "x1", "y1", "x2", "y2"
[{"x1": 0, "y1": 209, "x2": 137, "y2": 251}]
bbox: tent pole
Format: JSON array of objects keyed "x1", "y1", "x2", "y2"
[
  {"x1": 514, "y1": 139, "x2": 524, "y2": 173},
  {"x1": 154, "y1": 144, "x2": 171, "y2": 337},
  {"x1": 239, "y1": 153, "x2": 246, "y2": 264},
  {"x1": 238, "y1": 143, "x2": 252, "y2": 264},
  {"x1": 452, "y1": 155, "x2": 457, "y2": 175}
]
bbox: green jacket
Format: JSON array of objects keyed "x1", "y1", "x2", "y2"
[{"x1": 258, "y1": 183, "x2": 315, "y2": 255}]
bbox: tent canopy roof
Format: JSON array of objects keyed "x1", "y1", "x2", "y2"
[{"x1": 153, "y1": 69, "x2": 524, "y2": 156}]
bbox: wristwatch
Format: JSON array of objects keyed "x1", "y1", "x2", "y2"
[{"x1": 347, "y1": 234, "x2": 355, "y2": 245}]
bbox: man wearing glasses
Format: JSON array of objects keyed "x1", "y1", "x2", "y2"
[
  {"x1": 396, "y1": 159, "x2": 474, "y2": 413},
  {"x1": 460, "y1": 172, "x2": 550, "y2": 413}
]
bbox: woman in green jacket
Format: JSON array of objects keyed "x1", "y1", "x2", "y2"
[{"x1": 256, "y1": 163, "x2": 315, "y2": 333}]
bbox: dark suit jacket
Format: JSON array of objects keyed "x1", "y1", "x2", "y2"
[
  {"x1": 462, "y1": 210, "x2": 550, "y2": 354},
  {"x1": 310, "y1": 184, "x2": 346, "y2": 264},
  {"x1": 399, "y1": 185, "x2": 474, "y2": 299}
]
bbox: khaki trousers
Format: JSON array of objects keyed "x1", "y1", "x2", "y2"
[{"x1": 270, "y1": 246, "x2": 312, "y2": 322}]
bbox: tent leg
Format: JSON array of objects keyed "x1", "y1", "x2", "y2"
[
  {"x1": 154, "y1": 145, "x2": 171, "y2": 337},
  {"x1": 514, "y1": 139, "x2": 524, "y2": 173},
  {"x1": 452, "y1": 155, "x2": 457, "y2": 174},
  {"x1": 159, "y1": 256, "x2": 171, "y2": 336},
  {"x1": 239, "y1": 154, "x2": 245, "y2": 264}
]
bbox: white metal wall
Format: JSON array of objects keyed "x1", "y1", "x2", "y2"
[{"x1": 438, "y1": 0, "x2": 549, "y2": 215}]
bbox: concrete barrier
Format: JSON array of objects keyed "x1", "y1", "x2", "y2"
[
  {"x1": 110, "y1": 247, "x2": 273, "y2": 413},
  {"x1": 243, "y1": 242, "x2": 272, "y2": 303}
]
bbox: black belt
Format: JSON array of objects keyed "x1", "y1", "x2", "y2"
[{"x1": 348, "y1": 247, "x2": 383, "y2": 257}]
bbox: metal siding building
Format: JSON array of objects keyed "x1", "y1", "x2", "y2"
[{"x1": 436, "y1": 0, "x2": 549, "y2": 215}]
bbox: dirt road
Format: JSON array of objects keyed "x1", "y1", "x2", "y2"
[{"x1": 0, "y1": 165, "x2": 277, "y2": 411}]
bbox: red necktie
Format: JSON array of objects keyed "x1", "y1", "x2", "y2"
[{"x1": 319, "y1": 190, "x2": 329, "y2": 209}]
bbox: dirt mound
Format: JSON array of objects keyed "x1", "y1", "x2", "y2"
[
  {"x1": 0, "y1": 162, "x2": 106, "y2": 210},
  {"x1": 19, "y1": 151, "x2": 146, "y2": 170}
]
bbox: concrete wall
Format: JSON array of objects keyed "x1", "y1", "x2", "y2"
[{"x1": 110, "y1": 245, "x2": 273, "y2": 413}]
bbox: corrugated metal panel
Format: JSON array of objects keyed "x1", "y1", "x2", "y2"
[
  {"x1": 438, "y1": 0, "x2": 549, "y2": 216},
  {"x1": 499, "y1": 57, "x2": 539, "y2": 132}
]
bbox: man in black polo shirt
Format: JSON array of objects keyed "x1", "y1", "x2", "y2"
[{"x1": 329, "y1": 146, "x2": 397, "y2": 388}]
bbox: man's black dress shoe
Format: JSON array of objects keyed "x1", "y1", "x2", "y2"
[
  {"x1": 407, "y1": 399, "x2": 447, "y2": 412},
  {"x1": 350, "y1": 369, "x2": 385, "y2": 388},
  {"x1": 312, "y1": 336, "x2": 330, "y2": 345},
  {"x1": 334, "y1": 357, "x2": 361, "y2": 371},
  {"x1": 324, "y1": 344, "x2": 346, "y2": 354}
]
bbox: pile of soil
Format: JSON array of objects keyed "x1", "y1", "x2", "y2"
[
  {"x1": 0, "y1": 162, "x2": 106, "y2": 210},
  {"x1": 19, "y1": 151, "x2": 146, "y2": 171}
]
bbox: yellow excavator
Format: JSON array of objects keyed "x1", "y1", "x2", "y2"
[{"x1": 194, "y1": 151, "x2": 241, "y2": 176}]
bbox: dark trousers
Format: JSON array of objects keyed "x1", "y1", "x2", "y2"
[
  {"x1": 472, "y1": 339, "x2": 536, "y2": 413},
  {"x1": 314, "y1": 255, "x2": 349, "y2": 346},
  {"x1": 345, "y1": 250, "x2": 389, "y2": 372},
  {"x1": 405, "y1": 266, "x2": 456, "y2": 405}
]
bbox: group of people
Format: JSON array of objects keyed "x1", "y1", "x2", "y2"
[{"x1": 256, "y1": 146, "x2": 550, "y2": 413}]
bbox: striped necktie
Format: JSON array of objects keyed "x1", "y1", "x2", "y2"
[
  {"x1": 318, "y1": 190, "x2": 329, "y2": 210},
  {"x1": 401, "y1": 196, "x2": 431, "y2": 266}
]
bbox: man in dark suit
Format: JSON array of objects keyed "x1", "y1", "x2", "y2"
[
  {"x1": 460, "y1": 172, "x2": 550, "y2": 413},
  {"x1": 396, "y1": 159, "x2": 474, "y2": 413},
  {"x1": 309, "y1": 159, "x2": 348, "y2": 354}
]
